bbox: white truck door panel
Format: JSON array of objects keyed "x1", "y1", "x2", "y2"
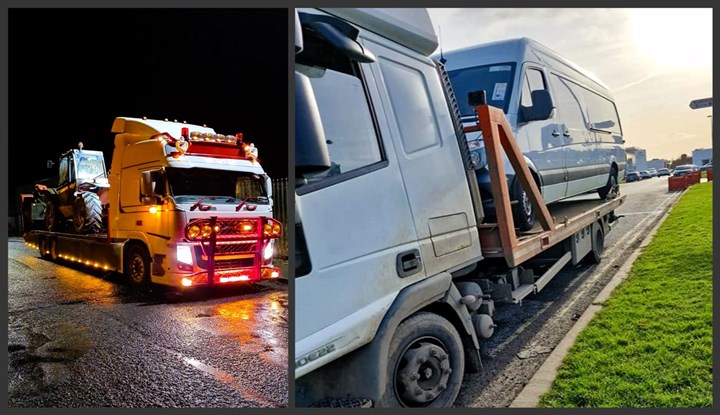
[
  {"x1": 366, "y1": 36, "x2": 481, "y2": 278},
  {"x1": 295, "y1": 52, "x2": 427, "y2": 346},
  {"x1": 296, "y1": 157, "x2": 421, "y2": 342}
]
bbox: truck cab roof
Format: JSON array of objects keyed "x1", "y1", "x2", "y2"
[
  {"x1": 311, "y1": 8, "x2": 438, "y2": 56},
  {"x1": 111, "y1": 117, "x2": 215, "y2": 139}
]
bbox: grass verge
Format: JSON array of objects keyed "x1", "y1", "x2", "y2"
[{"x1": 539, "y1": 182, "x2": 713, "y2": 407}]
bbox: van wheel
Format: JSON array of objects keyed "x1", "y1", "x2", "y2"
[
  {"x1": 598, "y1": 167, "x2": 618, "y2": 200},
  {"x1": 380, "y1": 312, "x2": 464, "y2": 408},
  {"x1": 125, "y1": 244, "x2": 151, "y2": 289},
  {"x1": 511, "y1": 178, "x2": 535, "y2": 231}
]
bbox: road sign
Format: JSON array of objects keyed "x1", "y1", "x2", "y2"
[{"x1": 689, "y1": 97, "x2": 712, "y2": 109}]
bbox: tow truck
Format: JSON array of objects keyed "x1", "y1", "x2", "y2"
[
  {"x1": 24, "y1": 117, "x2": 282, "y2": 289},
  {"x1": 294, "y1": 8, "x2": 624, "y2": 408}
]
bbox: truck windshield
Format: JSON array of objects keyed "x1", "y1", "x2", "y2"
[
  {"x1": 166, "y1": 168, "x2": 268, "y2": 205},
  {"x1": 448, "y1": 62, "x2": 516, "y2": 116}
]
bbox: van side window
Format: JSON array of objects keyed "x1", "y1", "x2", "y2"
[
  {"x1": 520, "y1": 68, "x2": 547, "y2": 108},
  {"x1": 296, "y1": 31, "x2": 384, "y2": 186},
  {"x1": 549, "y1": 75, "x2": 587, "y2": 131},
  {"x1": 584, "y1": 91, "x2": 622, "y2": 135}
]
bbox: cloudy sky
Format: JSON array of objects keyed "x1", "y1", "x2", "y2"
[{"x1": 428, "y1": 8, "x2": 713, "y2": 162}]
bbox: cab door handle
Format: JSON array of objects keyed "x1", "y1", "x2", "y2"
[{"x1": 397, "y1": 249, "x2": 422, "y2": 278}]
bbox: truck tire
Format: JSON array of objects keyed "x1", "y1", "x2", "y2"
[
  {"x1": 511, "y1": 178, "x2": 535, "y2": 231},
  {"x1": 45, "y1": 199, "x2": 63, "y2": 232},
  {"x1": 380, "y1": 312, "x2": 464, "y2": 408},
  {"x1": 38, "y1": 237, "x2": 51, "y2": 259},
  {"x1": 125, "y1": 244, "x2": 151, "y2": 289},
  {"x1": 585, "y1": 224, "x2": 605, "y2": 264},
  {"x1": 73, "y1": 192, "x2": 102, "y2": 234},
  {"x1": 598, "y1": 167, "x2": 618, "y2": 200}
]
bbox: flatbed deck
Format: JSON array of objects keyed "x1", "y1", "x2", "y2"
[{"x1": 479, "y1": 194, "x2": 624, "y2": 266}]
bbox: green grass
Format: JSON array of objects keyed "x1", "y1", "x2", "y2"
[{"x1": 539, "y1": 182, "x2": 713, "y2": 408}]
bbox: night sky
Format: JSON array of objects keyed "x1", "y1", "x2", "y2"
[{"x1": 8, "y1": 8, "x2": 288, "y2": 211}]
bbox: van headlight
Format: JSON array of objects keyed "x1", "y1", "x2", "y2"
[
  {"x1": 177, "y1": 245, "x2": 193, "y2": 265},
  {"x1": 263, "y1": 242, "x2": 274, "y2": 260}
]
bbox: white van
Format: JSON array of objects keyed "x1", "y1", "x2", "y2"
[{"x1": 440, "y1": 38, "x2": 626, "y2": 230}]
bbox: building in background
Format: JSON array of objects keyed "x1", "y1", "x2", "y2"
[
  {"x1": 647, "y1": 158, "x2": 669, "y2": 170},
  {"x1": 625, "y1": 147, "x2": 647, "y2": 171},
  {"x1": 692, "y1": 148, "x2": 713, "y2": 166}
]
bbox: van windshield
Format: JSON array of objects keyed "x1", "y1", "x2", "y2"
[{"x1": 448, "y1": 62, "x2": 517, "y2": 116}]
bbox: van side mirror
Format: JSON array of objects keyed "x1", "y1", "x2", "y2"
[
  {"x1": 46, "y1": 160, "x2": 55, "y2": 169},
  {"x1": 522, "y1": 89, "x2": 554, "y2": 122},
  {"x1": 468, "y1": 90, "x2": 487, "y2": 107},
  {"x1": 295, "y1": 71, "x2": 331, "y2": 177}
]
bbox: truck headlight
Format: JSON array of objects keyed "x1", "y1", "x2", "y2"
[
  {"x1": 177, "y1": 245, "x2": 193, "y2": 265},
  {"x1": 263, "y1": 242, "x2": 274, "y2": 260}
]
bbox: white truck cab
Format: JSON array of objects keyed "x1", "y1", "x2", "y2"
[
  {"x1": 294, "y1": 8, "x2": 625, "y2": 409},
  {"x1": 295, "y1": 8, "x2": 485, "y2": 407}
]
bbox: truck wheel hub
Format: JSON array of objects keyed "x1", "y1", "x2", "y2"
[{"x1": 397, "y1": 341, "x2": 450, "y2": 405}]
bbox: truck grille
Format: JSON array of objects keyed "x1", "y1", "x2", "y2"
[
  {"x1": 200, "y1": 240, "x2": 257, "y2": 255},
  {"x1": 214, "y1": 257, "x2": 254, "y2": 270}
]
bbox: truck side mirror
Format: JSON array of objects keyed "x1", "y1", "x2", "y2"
[
  {"x1": 295, "y1": 71, "x2": 331, "y2": 178},
  {"x1": 47, "y1": 160, "x2": 55, "y2": 169},
  {"x1": 299, "y1": 12, "x2": 376, "y2": 63},
  {"x1": 522, "y1": 89, "x2": 554, "y2": 122}
]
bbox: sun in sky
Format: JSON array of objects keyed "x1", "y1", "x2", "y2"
[{"x1": 632, "y1": 8, "x2": 712, "y2": 71}]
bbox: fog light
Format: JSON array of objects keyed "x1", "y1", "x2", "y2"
[{"x1": 181, "y1": 278, "x2": 193, "y2": 287}]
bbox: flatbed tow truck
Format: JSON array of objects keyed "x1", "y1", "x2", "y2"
[
  {"x1": 24, "y1": 117, "x2": 282, "y2": 289},
  {"x1": 294, "y1": 8, "x2": 624, "y2": 408}
]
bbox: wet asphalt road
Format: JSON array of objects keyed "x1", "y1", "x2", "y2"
[
  {"x1": 7, "y1": 242, "x2": 288, "y2": 408},
  {"x1": 454, "y1": 176, "x2": 684, "y2": 407}
]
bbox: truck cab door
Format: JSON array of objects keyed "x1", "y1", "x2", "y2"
[
  {"x1": 364, "y1": 38, "x2": 481, "y2": 278},
  {"x1": 295, "y1": 31, "x2": 422, "y2": 365}
]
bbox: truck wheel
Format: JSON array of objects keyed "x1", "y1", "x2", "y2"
[
  {"x1": 585, "y1": 224, "x2": 605, "y2": 264},
  {"x1": 598, "y1": 167, "x2": 618, "y2": 200},
  {"x1": 381, "y1": 312, "x2": 464, "y2": 408},
  {"x1": 38, "y1": 237, "x2": 51, "y2": 259},
  {"x1": 49, "y1": 239, "x2": 59, "y2": 261},
  {"x1": 73, "y1": 192, "x2": 102, "y2": 234},
  {"x1": 511, "y1": 178, "x2": 535, "y2": 231},
  {"x1": 45, "y1": 199, "x2": 63, "y2": 232},
  {"x1": 125, "y1": 244, "x2": 150, "y2": 289}
]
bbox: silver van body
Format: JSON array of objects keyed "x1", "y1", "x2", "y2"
[{"x1": 440, "y1": 38, "x2": 626, "y2": 226}]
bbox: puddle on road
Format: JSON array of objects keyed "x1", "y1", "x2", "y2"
[
  {"x1": 8, "y1": 319, "x2": 93, "y2": 399},
  {"x1": 212, "y1": 291, "x2": 288, "y2": 366}
]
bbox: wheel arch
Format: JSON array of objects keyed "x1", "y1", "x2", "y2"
[
  {"x1": 295, "y1": 272, "x2": 481, "y2": 407},
  {"x1": 120, "y1": 238, "x2": 151, "y2": 273}
]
